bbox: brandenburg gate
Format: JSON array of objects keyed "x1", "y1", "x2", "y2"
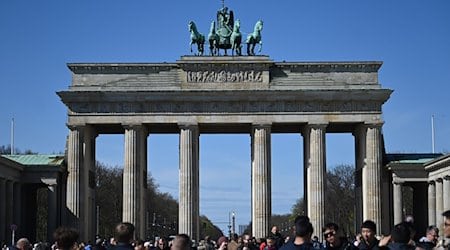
[{"x1": 58, "y1": 55, "x2": 392, "y2": 241}]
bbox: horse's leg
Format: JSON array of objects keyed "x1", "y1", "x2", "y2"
[
  {"x1": 190, "y1": 41, "x2": 193, "y2": 53},
  {"x1": 258, "y1": 40, "x2": 263, "y2": 53}
]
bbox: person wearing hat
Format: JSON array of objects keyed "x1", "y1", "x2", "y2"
[
  {"x1": 357, "y1": 220, "x2": 379, "y2": 250},
  {"x1": 216, "y1": 236, "x2": 228, "y2": 250}
]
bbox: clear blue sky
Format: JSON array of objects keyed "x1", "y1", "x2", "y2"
[{"x1": 1, "y1": 0, "x2": 450, "y2": 234}]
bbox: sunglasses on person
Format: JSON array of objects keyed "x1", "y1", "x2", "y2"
[{"x1": 323, "y1": 231, "x2": 336, "y2": 238}]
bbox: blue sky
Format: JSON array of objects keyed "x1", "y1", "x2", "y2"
[{"x1": 1, "y1": 1, "x2": 450, "y2": 234}]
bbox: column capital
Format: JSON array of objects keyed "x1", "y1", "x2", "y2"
[
  {"x1": 178, "y1": 123, "x2": 199, "y2": 130},
  {"x1": 302, "y1": 123, "x2": 327, "y2": 135},
  {"x1": 444, "y1": 175, "x2": 450, "y2": 181},
  {"x1": 392, "y1": 180, "x2": 405, "y2": 185},
  {"x1": 428, "y1": 180, "x2": 436, "y2": 185},
  {"x1": 251, "y1": 123, "x2": 272, "y2": 129},
  {"x1": 362, "y1": 122, "x2": 384, "y2": 129},
  {"x1": 122, "y1": 123, "x2": 144, "y2": 129},
  {"x1": 436, "y1": 178, "x2": 443, "y2": 183},
  {"x1": 67, "y1": 124, "x2": 85, "y2": 131}
]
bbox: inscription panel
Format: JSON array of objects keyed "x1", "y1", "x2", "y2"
[{"x1": 186, "y1": 70, "x2": 263, "y2": 83}]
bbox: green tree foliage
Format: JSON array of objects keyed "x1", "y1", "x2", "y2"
[
  {"x1": 96, "y1": 161, "x2": 124, "y2": 237},
  {"x1": 0, "y1": 145, "x2": 36, "y2": 154},
  {"x1": 95, "y1": 161, "x2": 222, "y2": 240},
  {"x1": 324, "y1": 164, "x2": 355, "y2": 236},
  {"x1": 200, "y1": 215, "x2": 223, "y2": 240}
]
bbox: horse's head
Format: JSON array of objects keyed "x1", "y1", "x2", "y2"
[
  {"x1": 188, "y1": 21, "x2": 196, "y2": 32},
  {"x1": 233, "y1": 19, "x2": 241, "y2": 32},
  {"x1": 209, "y1": 20, "x2": 216, "y2": 34},
  {"x1": 255, "y1": 20, "x2": 263, "y2": 32}
]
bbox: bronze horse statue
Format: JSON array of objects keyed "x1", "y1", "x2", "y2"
[
  {"x1": 246, "y1": 20, "x2": 263, "y2": 56},
  {"x1": 208, "y1": 21, "x2": 219, "y2": 56},
  {"x1": 230, "y1": 19, "x2": 242, "y2": 56},
  {"x1": 189, "y1": 21, "x2": 205, "y2": 56}
]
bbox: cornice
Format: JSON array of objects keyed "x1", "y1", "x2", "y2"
[
  {"x1": 66, "y1": 60, "x2": 382, "y2": 75},
  {"x1": 274, "y1": 61, "x2": 382, "y2": 73}
]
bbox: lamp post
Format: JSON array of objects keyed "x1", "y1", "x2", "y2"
[
  {"x1": 228, "y1": 211, "x2": 232, "y2": 238},
  {"x1": 231, "y1": 211, "x2": 236, "y2": 235}
]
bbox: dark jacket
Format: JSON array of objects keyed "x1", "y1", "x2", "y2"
[
  {"x1": 358, "y1": 239, "x2": 380, "y2": 250},
  {"x1": 110, "y1": 242, "x2": 134, "y2": 250},
  {"x1": 279, "y1": 241, "x2": 314, "y2": 250},
  {"x1": 325, "y1": 238, "x2": 356, "y2": 250},
  {"x1": 386, "y1": 243, "x2": 415, "y2": 250}
]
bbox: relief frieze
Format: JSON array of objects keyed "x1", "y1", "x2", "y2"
[
  {"x1": 69, "y1": 100, "x2": 381, "y2": 114},
  {"x1": 186, "y1": 70, "x2": 263, "y2": 83}
]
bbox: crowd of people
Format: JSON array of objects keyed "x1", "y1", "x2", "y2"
[{"x1": 3, "y1": 210, "x2": 450, "y2": 250}]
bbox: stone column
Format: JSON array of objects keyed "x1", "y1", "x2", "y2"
[
  {"x1": 5, "y1": 180, "x2": 13, "y2": 244},
  {"x1": 428, "y1": 181, "x2": 436, "y2": 226},
  {"x1": 139, "y1": 128, "x2": 148, "y2": 240},
  {"x1": 178, "y1": 124, "x2": 200, "y2": 242},
  {"x1": 123, "y1": 125, "x2": 147, "y2": 239},
  {"x1": 362, "y1": 124, "x2": 382, "y2": 233},
  {"x1": 303, "y1": 124, "x2": 326, "y2": 241},
  {"x1": 251, "y1": 124, "x2": 271, "y2": 239},
  {"x1": 435, "y1": 178, "x2": 443, "y2": 231},
  {"x1": 392, "y1": 181, "x2": 403, "y2": 225},
  {"x1": 0, "y1": 178, "x2": 6, "y2": 242},
  {"x1": 443, "y1": 176, "x2": 450, "y2": 212},
  {"x1": 83, "y1": 125, "x2": 97, "y2": 242},
  {"x1": 47, "y1": 183, "x2": 58, "y2": 242},
  {"x1": 13, "y1": 182, "x2": 21, "y2": 236},
  {"x1": 66, "y1": 125, "x2": 84, "y2": 230},
  {"x1": 353, "y1": 127, "x2": 365, "y2": 231}
]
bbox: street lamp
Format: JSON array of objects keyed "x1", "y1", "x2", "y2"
[{"x1": 231, "y1": 211, "x2": 236, "y2": 235}]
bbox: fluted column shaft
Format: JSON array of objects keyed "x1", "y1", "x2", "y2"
[
  {"x1": 443, "y1": 176, "x2": 450, "y2": 212},
  {"x1": 304, "y1": 124, "x2": 326, "y2": 241},
  {"x1": 362, "y1": 124, "x2": 382, "y2": 233},
  {"x1": 123, "y1": 125, "x2": 147, "y2": 239},
  {"x1": 393, "y1": 181, "x2": 403, "y2": 225},
  {"x1": 47, "y1": 184, "x2": 58, "y2": 242},
  {"x1": 251, "y1": 125, "x2": 271, "y2": 239},
  {"x1": 67, "y1": 126, "x2": 83, "y2": 230},
  {"x1": 5, "y1": 180, "x2": 13, "y2": 244},
  {"x1": 179, "y1": 125, "x2": 199, "y2": 242},
  {"x1": 428, "y1": 181, "x2": 436, "y2": 226},
  {"x1": 435, "y1": 178, "x2": 443, "y2": 231},
  {"x1": 13, "y1": 182, "x2": 21, "y2": 237},
  {"x1": 83, "y1": 125, "x2": 97, "y2": 242},
  {"x1": 0, "y1": 179, "x2": 6, "y2": 242}
]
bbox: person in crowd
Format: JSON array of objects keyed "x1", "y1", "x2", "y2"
[
  {"x1": 264, "y1": 236, "x2": 277, "y2": 250},
  {"x1": 111, "y1": 222, "x2": 135, "y2": 250},
  {"x1": 216, "y1": 237, "x2": 228, "y2": 250},
  {"x1": 279, "y1": 215, "x2": 314, "y2": 250},
  {"x1": 203, "y1": 237, "x2": 214, "y2": 250},
  {"x1": 385, "y1": 222, "x2": 414, "y2": 250},
  {"x1": 16, "y1": 238, "x2": 31, "y2": 250},
  {"x1": 135, "y1": 240, "x2": 145, "y2": 250},
  {"x1": 442, "y1": 210, "x2": 450, "y2": 250},
  {"x1": 312, "y1": 236, "x2": 323, "y2": 250},
  {"x1": 322, "y1": 223, "x2": 355, "y2": 250},
  {"x1": 239, "y1": 235, "x2": 257, "y2": 250},
  {"x1": 92, "y1": 238, "x2": 106, "y2": 250},
  {"x1": 227, "y1": 234, "x2": 239, "y2": 250},
  {"x1": 270, "y1": 227, "x2": 284, "y2": 250},
  {"x1": 356, "y1": 220, "x2": 379, "y2": 250},
  {"x1": 416, "y1": 225, "x2": 438, "y2": 250},
  {"x1": 170, "y1": 234, "x2": 191, "y2": 250},
  {"x1": 156, "y1": 238, "x2": 170, "y2": 250},
  {"x1": 53, "y1": 227, "x2": 79, "y2": 250}
]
